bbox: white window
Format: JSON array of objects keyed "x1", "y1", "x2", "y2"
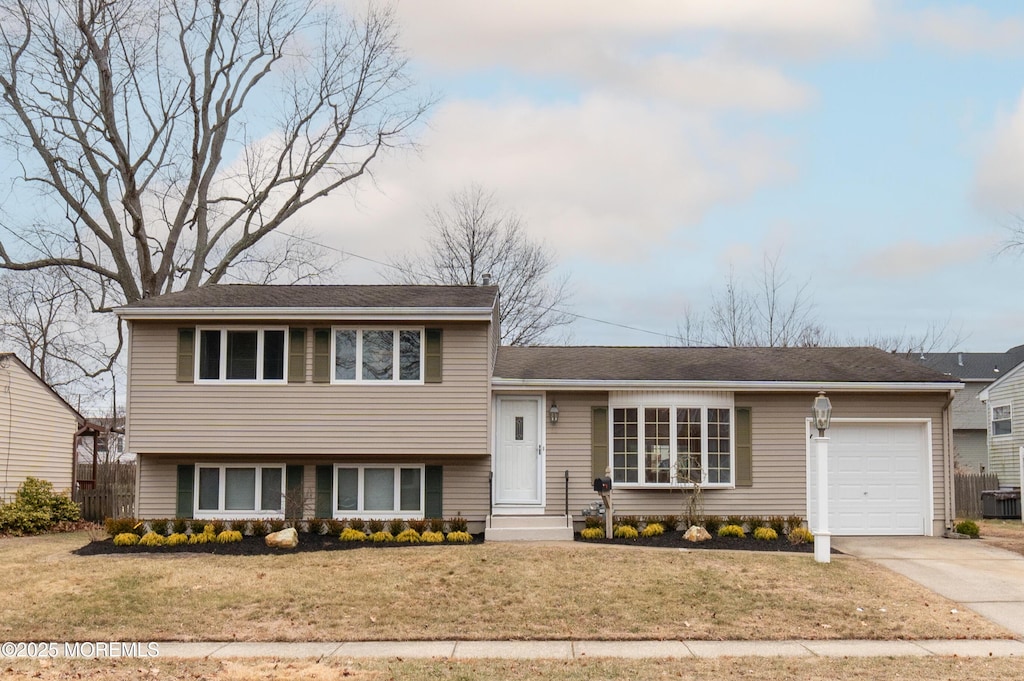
[
  {"x1": 611, "y1": 401, "x2": 733, "y2": 488},
  {"x1": 333, "y1": 465, "x2": 424, "y2": 519},
  {"x1": 195, "y1": 464, "x2": 285, "y2": 518},
  {"x1": 196, "y1": 328, "x2": 287, "y2": 383},
  {"x1": 331, "y1": 328, "x2": 422, "y2": 383},
  {"x1": 992, "y1": 404, "x2": 1012, "y2": 437}
]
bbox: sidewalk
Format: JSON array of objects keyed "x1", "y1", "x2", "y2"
[{"x1": 149, "y1": 639, "x2": 1024, "y2": 659}]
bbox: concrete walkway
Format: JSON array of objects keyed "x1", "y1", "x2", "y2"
[
  {"x1": 146, "y1": 639, "x2": 1024, "y2": 659},
  {"x1": 833, "y1": 536, "x2": 1024, "y2": 637}
]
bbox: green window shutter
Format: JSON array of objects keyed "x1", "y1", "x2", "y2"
[
  {"x1": 315, "y1": 465, "x2": 333, "y2": 518},
  {"x1": 735, "y1": 407, "x2": 753, "y2": 487},
  {"x1": 285, "y1": 465, "x2": 304, "y2": 519},
  {"x1": 176, "y1": 328, "x2": 195, "y2": 383},
  {"x1": 288, "y1": 328, "x2": 307, "y2": 383},
  {"x1": 425, "y1": 465, "x2": 443, "y2": 518},
  {"x1": 176, "y1": 464, "x2": 195, "y2": 518},
  {"x1": 312, "y1": 328, "x2": 331, "y2": 383},
  {"x1": 424, "y1": 328, "x2": 443, "y2": 383},
  {"x1": 591, "y1": 406, "x2": 608, "y2": 480}
]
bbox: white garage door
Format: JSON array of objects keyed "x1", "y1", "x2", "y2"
[{"x1": 808, "y1": 421, "x2": 931, "y2": 536}]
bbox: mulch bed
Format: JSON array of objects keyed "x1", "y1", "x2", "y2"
[{"x1": 74, "y1": 531, "x2": 833, "y2": 555}]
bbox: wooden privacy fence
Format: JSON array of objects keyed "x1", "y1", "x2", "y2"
[
  {"x1": 78, "y1": 490, "x2": 135, "y2": 522},
  {"x1": 954, "y1": 472, "x2": 999, "y2": 519},
  {"x1": 74, "y1": 461, "x2": 136, "y2": 521}
]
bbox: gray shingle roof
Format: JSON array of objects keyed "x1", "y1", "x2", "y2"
[
  {"x1": 494, "y1": 346, "x2": 958, "y2": 384},
  {"x1": 914, "y1": 345, "x2": 1024, "y2": 381},
  {"x1": 118, "y1": 284, "x2": 499, "y2": 310}
]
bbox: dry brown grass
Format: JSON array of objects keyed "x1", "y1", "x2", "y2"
[
  {"x1": 3, "y1": 656, "x2": 1024, "y2": 681},
  {"x1": 978, "y1": 519, "x2": 1024, "y2": 557},
  {"x1": 0, "y1": 532, "x2": 1008, "y2": 642}
]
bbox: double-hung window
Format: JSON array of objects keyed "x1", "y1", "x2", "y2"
[
  {"x1": 332, "y1": 328, "x2": 423, "y2": 383},
  {"x1": 992, "y1": 404, "x2": 1012, "y2": 437},
  {"x1": 195, "y1": 464, "x2": 285, "y2": 518},
  {"x1": 611, "y1": 399, "x2": 733, "y2": 487},
  {"x1": 333, "y1": 465, "x2": 424, "y2": 518},
  {"x1": 196, "y1": 328, "x2": 287, "y2": 382}
]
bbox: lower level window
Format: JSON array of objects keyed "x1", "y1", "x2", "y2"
[
  {"x1": 334, "y1": 465, "x2": 424, "y2": 518},
  {"x1": 196, "y1": 464, "x2": 284, "y2": 517}
]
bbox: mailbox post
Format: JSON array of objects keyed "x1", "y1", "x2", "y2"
[{"x1": 593, "y1": 466, "x2": 613, "y2": 538}]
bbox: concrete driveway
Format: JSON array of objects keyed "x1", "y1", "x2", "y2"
[{"x1": 833, "y1": 536, "x2": 1024, "y2": 637}]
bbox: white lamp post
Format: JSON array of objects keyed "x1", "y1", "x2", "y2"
[{"x1": 811, "y1": 391, "x2": 832, "y2": 564}]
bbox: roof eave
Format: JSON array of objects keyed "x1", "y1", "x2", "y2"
[
  {"x1": 115, "y1": 306, "x2": 497, "y2": 322},
  {"x1": 491, "y1": 378, "x2": 964, "y2": 392}
]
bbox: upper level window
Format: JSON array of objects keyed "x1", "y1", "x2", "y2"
[
  {"x1": 332, "y1": 329, "x2": 422, "y2": 383},
  {"x1": 197, "y1": 328, "x2": 286, "y2": 382},
  {"x1": 992, "y1": 404, "x2": 1012, "y2": 437},
  {"x1": 611, "y1": 402, "x2": 733, "y2": 487}
]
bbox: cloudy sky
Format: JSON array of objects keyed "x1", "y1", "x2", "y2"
[{"x1": 299, "y1": 0, "x2": 1024, "y2": 351}]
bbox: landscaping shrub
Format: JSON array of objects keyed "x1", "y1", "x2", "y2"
[
  {"x1": 171, "y1": 518, "x2": 189, "y2": 535},
  {"x1": 614, "y1": 525, "x2": 639, "y2": 539},
  {"x1": 209, "y1": 519, "x2": 226, "y2": 535},
  {"x1": 615, "y1": 515, "x2": 640, "y2": 529},
  {"x1": 325, "y1": 519, "x2": 344, "y2": 535},
  {"x1": 428, "y1": 517, "x2": 446, "y2": 533},
  {"x1": 395, "y1": 528, "x2": 421, "y2": 543},
  {"x1": 216, "y1": 530, "x2": 243, "y2": 543},
  {"x1": 745, "y1": 515, "x2": 767, "y2": 531},
  {"x1": 445, "y1": 530, "x2": 473, "y2": 543},
  {"x1": 448, "y1": 516, "x2": 469, "y2": 533},
  {"x1": 955, "y1": 520, "x2": 980, "y2": 538},
  {"x1": 0, "y1": 478, "x2": 81, "y2": 536},
  {"x1": 348, "y1": 518, "x2": 367, "y2": 533},
  {"x1": 138, "y1": 531, "x2": 167, "y2": 546},
  {"x1": 702, "y1": 515, "x2": 723, "y2": 535},
  {"x1": 188, "y1": 531, "x2": 211, "y2": 545},
  {"x1": 250, "y1": 519, "x2": 270, "y2": 536},
  {"x1": 767, "y1": 515, "x2": 787, "y2": 536},
  {"x1": 189, "y1": 519, "x2": 207, "y2": 535},
  {"x1": 113, "y1": 532, "x2": 139, "y2": 546},
  {"x1": 725, "y1": 515, "x2": 745, "y2": 530},
  {"x1": 420, "y1": 530, "x2": 444, "y2": 543},
  {"x1": 407, "y1": 518, "x2": 428, "y2": 534},
  {"x1": 657, "y1": 515, "x2": 682, "y2": 531},
  {"x1": 147, "y1": 519, "x2": 170, "y2": 535},
  {"x1": 785, "y1": 515, "x2": 804, "y2": 534},
  {"x1": 640, "y1": 522, "x2": 665, "y2": 537},
  {"x1": 166, "y1": 533, "x2": 189, "y2": 546},
  {"x1": 104, "y1": 517, "x2": 143, "y2": 537},
  {"x1": 369, "y1": 530, "x2": 394, "y2": 543},
  {"x1": 228, "y1": 519, "x2": 248, "y2": 534},
  {"x1": 580, "y1": 527, "x2": 605, "y2": 540},
  {"x1": 268, "y1": 519, "x2": 286, "y2": 533},
  {"x1": 387, "y1": 518, "x2": 406, "y2": 536},
  {"x1": 339, "y1": 528, "x2": 367, "y2": 542},
  {"x1": 366, "y1": 518, "x2": 385, "y2": 533},
  {"x1": 584, "y1": 515, "x2": 603, "y2": 529},
  {"x1": 718, "y1": 524, "x2": 745, "y2": 538},
  {"x1": 788, "y1": 527, "x2": 814, "y2": 545},
  {"x1": 753, "y1": 527, "x2": 778, "y2": 541}
]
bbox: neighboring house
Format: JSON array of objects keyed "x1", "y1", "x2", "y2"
[
  {"x1": 977, "y1": 358, "x2": 1024, "y2": 487},
  {"x1": 916, "y1": 346, "x2": 1024, "y2": 475},
  {"x1": 115, "y1": 285, "x2": 962, "y2": 538},
  {"x1": 0, "y1": 352, "x2": 87, "y2": 500}
]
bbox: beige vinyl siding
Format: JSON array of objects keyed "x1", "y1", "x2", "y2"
[
  {"x1": 136, "y1": 455, "x2": 179, "y2": 518},
  {"x1": 983, "y1": 377, "x2": 1024, "y2": 485},
  {"x1": 0, "y1": 359, "x2": 78, "y2": 500},
  {"x1": 127, "y1": 321, "x2": 491, "y2": 457},
  {"x1": 544, "y1": 391, "x2": 949, "y2": 532}
]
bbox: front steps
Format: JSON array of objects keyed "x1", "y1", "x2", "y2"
[{"x1": 485, "y1": 514, "x2": 575, "y2": 542}]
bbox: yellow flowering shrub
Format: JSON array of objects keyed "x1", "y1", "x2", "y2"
[
  {"x1": 395, "y1": 529, "x2": 421, "y2": 543},
  {"x1": 113, "y1": 532, "x2": 139, "y2": 546},
  {"x1": 420, "y1": 530, "x2": 444, "y2": 543},
  {"x1": 445, "y1": 530, "x2": 473, "y2": 543},
  {"x1": 580, "y1": 527, "x2": 605, "y2": 540},
  {"x1": 753, "y1": 527, "x2": 778, "y2": 541},
  {"x1": 216, "y1": 530, "x2": 243, "y2": 543},
  {"x1": 613, "y1": 525, "x2": 639, "y2": 539},
  {"x1": 138, "y1": 531, "x2": 166, "y2": 546},
  {"x1": 641, "y1": 523, "x2": 665, "y2": 537},
  {"x1": 718, "y1": 524, "x2": 745, "y2": 538}
]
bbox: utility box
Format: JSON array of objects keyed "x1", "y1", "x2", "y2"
[{"x1": 981, "y1": 488, "x2": 1022, "y2": 519}]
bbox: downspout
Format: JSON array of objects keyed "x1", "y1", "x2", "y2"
[{"x1": 943, "y1": 390, "x2": 956, "y2": 533}]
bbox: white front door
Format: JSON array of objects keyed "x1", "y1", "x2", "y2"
[{"x1": 495, "y1": 397, "x2": 543, "y2": 508}]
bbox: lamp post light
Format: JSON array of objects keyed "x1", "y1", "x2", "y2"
[{"x1": 811, "y1": 391, "x2": 832, "y2": 563}]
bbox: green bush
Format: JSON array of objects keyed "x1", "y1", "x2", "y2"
[
  {"x1": 348, "y1": 518, "x2": 367, "y2": 533},
  {"x1": 366, "y1": 518, "x2": 385, "y2": 533},
  {"x1": 104, "y1": 517, "x2": 143, "y2": 536},
  {"x1": 0, "y1": 477, "x2": 81, "y2": 536},
  {"x1": 428, "y1": 517, "x2": 446, "y2": 533},
  {"x1": 171, "y1": 518, "x2": 189, "y2": 535},
  {"x1": 189, "y1": 519, "x2": 207, "y2": 535},
  {"x1": 955, "y1": 520, "x2": 980, "y2": 538},
  {"x1": 229, "y1": 519, "x2": 248, "y2": 534},
  {"x1": 753, "y1": 527, "x2": 778, "y2": 541},
  {"x1": 387, "y1": 518, "x2": 406, "y2": 536},
  {"x1": 325, "y1": 519, "x2": 344, "y2": 535},
  {"x1": 718, "y1": 524, "x2": 745, "y2": 538}
]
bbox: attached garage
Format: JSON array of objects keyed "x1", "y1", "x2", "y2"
[{"x1": 808, "y1": 420, "x2": 932, "y2": 536}]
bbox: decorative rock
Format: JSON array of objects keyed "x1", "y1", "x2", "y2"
[
  {"x1": 683, "y1": 525, "x2": 712, "y2": 542},
  {"x1": 265, "y1": 527, "x2": 299, "y2": 549}
]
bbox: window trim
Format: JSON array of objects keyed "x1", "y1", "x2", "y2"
[
  {"x1": 331, "y1": 464, "x2": 426, "y2": 519},
  {"x1": 194, "y1": 327, "x2": 289, "y2": 384},
  {"x1": 610, "y1": 403, "x2": 735, "y2": 489},
  {"x1": 193, "y1": 463, "x2": 286, "y2": 519},
  {"x1": 329, "y1": 327, "x2": 425, "y2": 384},
  {"x1": 992, "y1": 403, "x2": 1012, "y2": 438}
]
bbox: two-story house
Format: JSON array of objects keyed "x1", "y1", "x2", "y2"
[{"x1": 117, "y1": 284, "x2": 963, "y2": 537}]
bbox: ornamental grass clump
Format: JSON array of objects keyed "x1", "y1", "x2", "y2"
[
  {"x1": 641, "y1": 522, "x2": 665, "y2": 537},
  {"x1": 753, "y1": 527, "x2": 778, "y2": 541},
  {"x1": 216, "y1": 530, "x2": 243, "y2": 543},
  {"x1": 745, "y1": 515, "x2": 767, "y2": 531},
  {"x1": 113, "y1": 532, "x2": 139, "y2": 546},
  {"x1": 785, "y1": 515, "x2": 804, "y2": 534},
  {"x1": 718, "y1": 524, "x2": 745, "y2": 538},
  {"x1": 387, "y1": 518, "x2": 406, "y2": 536},
  {"x1": 369, "y1": 530, "x2": 394, "y2": 543},
  {"x1": 725, "y1": 515, "x2": 745, "y2": 530},
  {"x1": 448, "y1": 516, "x2": 469, "y2": 533},
  {"x1": 614, "y1": 525, "x2": 639, "y2": 539},
  {"x1": 702, "y1": 515, "x2": 723, "y2": 535},
  {"x1": 420, "y1": 530, "x2": 444, "y2": 543},
  {"x1": 228, "y1": 519, "x2": 248, "y2": 534},
  {"x1": 767, "y1": 515, "x2": 787, "y2": 536},
  {"x1": 171, "y1": 518, "x2": 189, "y2": 535},
  {"x1": 445, "y1": 530, "x2": 473, "y2": 544},
  {"x1": 580, "y1": 527, "x2": 605, "y2": 540},
  {"x1": 395, "y1": 528, "x2": 421, "y2": 543},
  {"x1": 428, "y1": 517, "x2": 446, "y2": 533},
  {"x1": 147, "y1": 519, "x2": 170, "y2": 535},
  {"x1": 407, "y1": 518, "x2": 429, "y2": 534},
  {"x1": 138, "y1": 531, "x2": 167, "y2": 547},
  {"x1": 339, "y1": 528, "x2": 367, "y2": 542},
  {"x1": 166, "y1": 533, "x2": 189, "y2": 546},
  {"x1": 788, "y1": 527, "x2": 814, "y2": 545}
]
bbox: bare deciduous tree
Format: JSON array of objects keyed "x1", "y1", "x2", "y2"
[
  {"x1": 0, "y1": 0, "x2": 427, "y2": 307},
  {"x1": 386, "y1": 185, "x2": 573, "y2": 345}
]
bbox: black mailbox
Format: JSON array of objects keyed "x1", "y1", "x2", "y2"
[{"x1": 593, "y1": 477, "x2": 612, "y2": 493}]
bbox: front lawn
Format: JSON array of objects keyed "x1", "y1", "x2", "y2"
[
  {"x1": 978, "y1": 519, "x2": 1024, "y2": 557},
  {"x1": 0, "y1": 532, "x2": 1008, "y2": 642}
]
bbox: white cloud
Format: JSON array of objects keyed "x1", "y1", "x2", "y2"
[
  {"x1": 974, "y1": 91, "x2": 1024, "y2": 213},
  {"x1": 852, "y1": 235, "x2": 997, "y2": 280},
  {"x1": 897, "y1": 6, "x2": 1024, "y2": 56}
]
